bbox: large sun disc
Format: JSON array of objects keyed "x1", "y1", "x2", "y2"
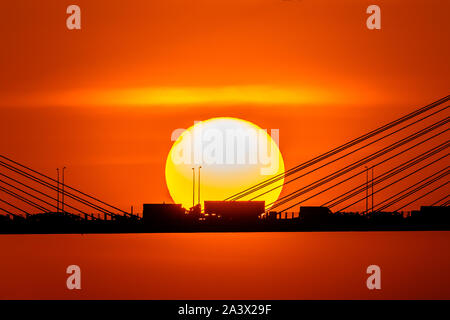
[{"x1": 165, "y1": 117, "x2": 285, "y2": 209}]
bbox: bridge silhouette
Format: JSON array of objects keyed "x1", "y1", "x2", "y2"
[
  {"x1": 0, "y1": 95, "x2": 448, "y2": 233},
  {"x1": 226, "y1": 95, "x2": 449, "y2": 212}
]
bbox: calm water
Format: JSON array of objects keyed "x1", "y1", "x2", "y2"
[{"x1": 1, "y1": 231, "x2": 449, "y2": 299}]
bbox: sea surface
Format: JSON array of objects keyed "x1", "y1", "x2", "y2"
[{"x1": 1, "y1": 231, "x2": 449, "y2": 299}]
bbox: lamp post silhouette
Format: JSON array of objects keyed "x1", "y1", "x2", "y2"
[
  {"x1": 365, "y1": 166, "x2": 369, "y2": 214},
  {"x1": 192, "y1": 167, "x2": 195, "y2": 208},
  {"x1": 56, "y1": 168, "x2": 60, "y2": 213},
  {"x1": 371, "y1": 167, "x2": 374, "y2": 213},
  {"x1": 62, "y1": 166, "x2": 66, "y2": 213},
  {"x1": 198, "y1": 166, "x2": 202, "y2": 208}
]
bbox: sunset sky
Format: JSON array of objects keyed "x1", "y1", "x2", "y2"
[
  {"x1": 0, "y1": 0, "x2": 449, "y2": 212},
  {"x1": 0, "y1": 0, "x2": 450, "y2": 302}
]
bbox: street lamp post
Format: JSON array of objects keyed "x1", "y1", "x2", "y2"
[
  {"x1": 365, "y1": 166, "x2": 369, "y2": 214},
  {"x1": 192, "y1": 167, "x2": 195, "y2": 208},
  {"x1": 371, "y1": 167, "x2": 374, "y2": 213},
  {"x1": 56, "y1": 168, "x2": 60, "y2": 213},
  {"x1": 62, "y1": 166, "x2": 66, "y2": 213},
  {"x1": 198, "y1": 166, "x2": 202, "y2": 208}
]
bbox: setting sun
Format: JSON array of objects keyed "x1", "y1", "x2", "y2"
[{"x1": 165, "y1": 117, "x2": 285, "y2": 209}]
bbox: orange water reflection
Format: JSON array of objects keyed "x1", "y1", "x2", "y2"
[{"x1": 1, "y1": 231, "x2": 449, "y2": 299}]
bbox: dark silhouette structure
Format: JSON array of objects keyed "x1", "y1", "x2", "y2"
[
  {"x1": 299, "y1": 206, "x2": 333, "y2": 224},
  {"x1": 0, "y1": 203, "x2": 449, "y2": 234},
  {"x1": 204, "y1": 201, "x2": 264, "y2": 223},
  {"x1": 143, "y1": 203, "x2": 185, "y2": 226},
  {"x1": 0, "y1": 95, "x2": 449, "y2": 234}
]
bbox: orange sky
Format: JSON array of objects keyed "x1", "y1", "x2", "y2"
[{"x1": 0, "y1": 0, "x2": 449, "y2": 212}]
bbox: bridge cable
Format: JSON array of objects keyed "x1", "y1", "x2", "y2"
[{"x1": 226, "y1": 96, "x2": 449, "y2": 200}]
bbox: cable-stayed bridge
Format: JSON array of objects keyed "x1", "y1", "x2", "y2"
[
  {"x1": 0, "y1": 154, "x2": 137, "y2": 221},
  {"x1": 226, "y1": 95, "x2": 449, "y2": 217},
  {"x1": 0, "y1": 95, "x2": 448, "y2": 233}
]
